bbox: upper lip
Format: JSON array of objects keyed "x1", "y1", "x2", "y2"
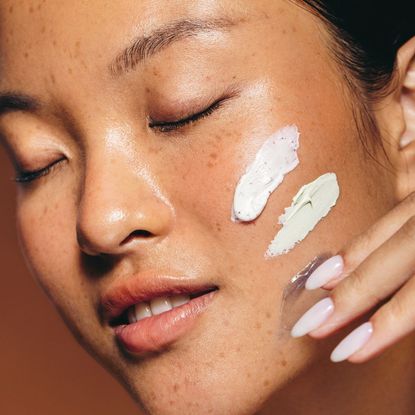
[{"x1": 100, "y1": 271, "x2": 218, "y2": 324}]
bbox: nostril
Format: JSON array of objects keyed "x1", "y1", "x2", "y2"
[
  {"x1": 133, "y1": 229, "x2": 152, "y2": 237},
  {"x1": 121, "y1": 229, "x2": 153, "y2": 245}
]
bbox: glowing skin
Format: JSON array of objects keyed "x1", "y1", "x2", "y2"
[
  {"x1": 266, "y1": 173, "x2": 340, "y2": 257},
  {"x1": 232, "y1": 125, "x2": 300, "y2": 221},
  {"x1": 0, "y1": 1, "x2": 407, "y2": 415}
]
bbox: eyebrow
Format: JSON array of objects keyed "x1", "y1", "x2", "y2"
[
  {"x1": 109, "y1": 17, "x2": 237, "y2": 76},
  {"x1": 0, "y1": 93, "x2": 41, "y2": 116},
  {"x1": 0, "y1": 17, "x2": 239, "y2": 115}
]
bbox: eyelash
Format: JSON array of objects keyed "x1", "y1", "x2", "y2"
[
  {"x1": 12, "y1": 97, "x2": 225, "y2": 183},
  {"x1": 14, "y1": 157, "x2": 66, "y2": 184},
  {"x1": 148, "y1": 98, "x2": 224, "y2": 133}
]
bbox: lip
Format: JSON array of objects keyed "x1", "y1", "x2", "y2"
[
  {"x1": 114, "y1": 290, "x2": 217, "y2": 354},
  {"x1": 101, "y1": 271, "x2": 219, "y2": 354}
]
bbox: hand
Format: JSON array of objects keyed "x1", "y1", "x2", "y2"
[{"x1": 290, "y1": 193, "x2": 415, "y2": 363}]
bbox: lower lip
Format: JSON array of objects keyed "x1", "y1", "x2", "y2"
[{"x1": 114, "y1": 290, "x2": 217, "y2": 355}]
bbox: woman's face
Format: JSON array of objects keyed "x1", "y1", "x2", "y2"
[{"x1": 0, "y1": 0, "x2": 397, "y2": 414}]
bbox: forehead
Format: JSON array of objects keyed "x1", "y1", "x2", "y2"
[
  {"x1": 0, "y1": 0, "x2": 321, "y2": 103},
  {"x1": 0, "y1": 0, "x2": 257, "y2": 88}
]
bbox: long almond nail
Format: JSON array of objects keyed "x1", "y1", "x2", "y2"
[
  {"x1": 291, "y1": 297, "x2": 334, "y2": 338},
  {"x1": 305, "y1": 255, "x2": 344, "y2": 290},
  {"x1": 330, "y1": 322, "x2": 373, "y2": 362}
]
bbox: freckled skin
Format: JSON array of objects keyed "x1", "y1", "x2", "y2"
[{"x1": 0, "y1": 1, "x2": 410, "y2": 414}]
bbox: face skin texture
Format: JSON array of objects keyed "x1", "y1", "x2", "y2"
[{"x1": 1, "y1": 1, "x2": 413, "y2": 414}]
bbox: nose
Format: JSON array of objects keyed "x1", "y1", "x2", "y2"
[{"x1": 76, "y1": 154, "x2": 173, "y2": 256}]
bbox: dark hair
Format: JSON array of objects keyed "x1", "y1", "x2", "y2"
[{"x1": 294, "y1": 0, "x2": 415, "y2": 156}]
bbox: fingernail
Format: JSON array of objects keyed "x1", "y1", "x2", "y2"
[
  {"x1": 400, "y1": 130, "x2": 415, "y2": 148},
  {"x1": 291, "y1": 297, "x2": 334, "y2": 338},
  {"x1": 330, "y1": 322, "x2": 373, "y2": 362},
  {"x1": 305, "y1": 255, "x2": 344, "y2": 290}
]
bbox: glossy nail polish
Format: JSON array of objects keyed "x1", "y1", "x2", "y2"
[
  {"x1": 305, "y1": 255, "x2": 344, "y2": 290},
  {"x1": 330, "y1": 322, "x2": 373, "y2": 362},
  {"x1": 291, "y1": 297, "x2": 335, "y2": 338}
]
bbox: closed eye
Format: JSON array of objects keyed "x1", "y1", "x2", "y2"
[
  {"x1": 148, "y1": 97, "x2": 226, "y2": 133},
  {"x1": 14, "y1": 157, "x2": 66, "y2": 184}
]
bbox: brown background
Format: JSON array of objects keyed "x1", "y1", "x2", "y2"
[{"x1": 0, "y1": 151, "x2": 140, "y2": 414}]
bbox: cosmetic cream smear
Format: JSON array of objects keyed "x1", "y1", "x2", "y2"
[
  {"x1": 266, "y1": 173, "x2": 340, "y2": 258},
  {"x1": 232, "y1": 125, "x2": 300, "y2": 222},
  {"x1": 278, "y1": 255, "x2": 331, "y2": 336}
]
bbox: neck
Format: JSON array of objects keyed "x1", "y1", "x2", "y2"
[{"x1": 260, "y1": 334, "x2": 415, "y2": 415}]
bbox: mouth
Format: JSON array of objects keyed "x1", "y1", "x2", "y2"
[{"x1": 102, "y1": 276, "x2": 219, "y2": 355}]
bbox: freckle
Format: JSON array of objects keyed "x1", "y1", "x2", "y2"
[
  {"x1": 67, "y1": 67, "x2": 73, "y2": 74},
  {"x1": 52, "y1": 39, "x2": 57, "y2": 47},
  {"x1": 75, "y1": 40, "x2": 81, "y2": 48},
  {"x1": 29, "y1": 5, "x2": 34, "y2": 13},
  {"x1": 255, "y1": 321, "x2": 262, "y2": 329},
  {"x1": 236, "y1": 346, "x2": 241, "y2": 352},
  {"x1": 207, "y1": 161, "x2": 214, "y2": 168},
  {"x1": 145, "y1": 87, "x2": 151, "y2": 94},
  {"x1": 50, "y1": 74, "x2": 56, "y2": 84},
  {"x1": 24, "y1": 52, "x2": 29, "y2": 59},
  {"x1": 267, "y1": 330, "x2": 272, "y2": 335},
  {"x1": 169, "y1": 400, "x2": 175, "y2": 405},
  {"x1": 219, "y1": 352, "x2": 225, "y2": 358},
  {"x1": 209, "y1": 152, "x2": 218, "y2": 159},
  {"x1": 292, "y1": 25, "x2": 297, "y2": 33},
  {"x1": 225, "y1": 186, "x2": 231, "y2": 193},
  {"x1": 247, "y1": 372, "x2": 251, "y2": 378},
  {"x1": 281, "y1": 359, "x2": 287, "y2": 367},
  {"x1": 173, "y1": 383, "x2": 179, "y2": 392},
  {"x1": 263, "y1": 379, "x2": 270, "y2": 387},
  {"x1": 37, "y1": 3, "x2": 42, "y2": 10},
  {"x1": 9, "y1": 5, "x2": 14, "y2": 13},
  {"x1": 266, "y1": 311, "x2": 271, "y2": 319},
  {"x1": 282, "y1": 29, "x2": 287, "y2": 34},
  {"x1": 41, "y1": 25, "x2": 46, "y2": 34}
]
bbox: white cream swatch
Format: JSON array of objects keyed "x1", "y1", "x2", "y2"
[
  {"x1": 266, "y1": 173, "x2": 340, "y2": 258},
  {"x1": 232, "y1": 125, "x2": 300, "y2": 222}
]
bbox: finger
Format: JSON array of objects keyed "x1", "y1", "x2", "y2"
[
  {"x1": 332, "y1": 274, "x2": 415, "y2": 363},
  {"x1": 308, "y1": 215, "x2": 415, "y2": 338},
  {"x1": 343, "y1": 193, "x2": 415, "y2": 269},
  {"x1": 317, "y1": 193, "x2": 415, "y2": 291}
]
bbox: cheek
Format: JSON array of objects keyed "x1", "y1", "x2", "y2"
[
  {"x1": 16, "y1": 192, "x2": 107, "y2": 350},
  {"x1": 171, "y1": 130, "x2": 242, "y2": 230},
  {"x1": 16, "y1": 192, "x2": 77, "y2": 298}
]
